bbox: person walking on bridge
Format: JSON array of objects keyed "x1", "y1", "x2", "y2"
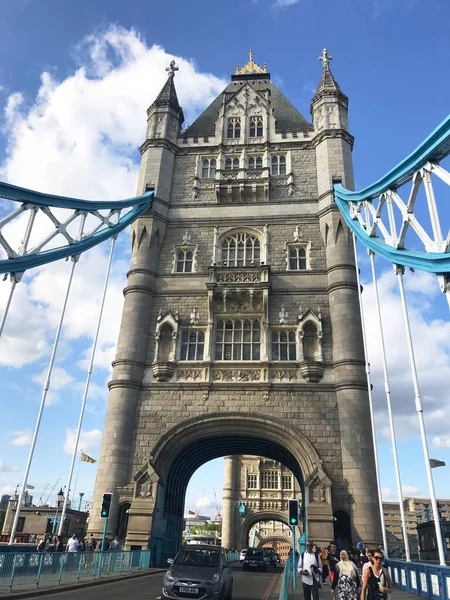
[
  {"x1": 297, "y1": 540, "x2": 322, "y2": 600},
  {"x1": 331, "y1": 550, "x2": 360, "y2": 600},
  {"x1": 360, "y1": 549, "x2": 393, "y2": 600}
]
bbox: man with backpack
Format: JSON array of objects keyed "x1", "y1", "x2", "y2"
[{"x1": 297, "y1": 540, "x2": 322, "y2": 600}]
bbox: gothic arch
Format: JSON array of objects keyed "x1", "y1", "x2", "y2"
[
  {"x1": 215, "y1": 226, "x2": 269, "y2": 266},
  {"x1": 258, "y1": 536, "x2": 292, "y2": 548},
  {"x1": 240, "y1": 510, "x2": 291, "y2": 547}
]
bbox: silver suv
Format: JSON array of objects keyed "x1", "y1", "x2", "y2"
[{"x1": 162, "y1": 545, "x2": 233, "y2": 600}]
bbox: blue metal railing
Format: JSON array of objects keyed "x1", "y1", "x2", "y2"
[
  {"x1": 279, "y1": 557, "x2": 291, "y2": 600},
  {"x1": 387, "y1": 559, "x2": 450, "y2": 600},
  {"x1": 227, "y1": 552, "x2": 240, "y2": 562},
  {"x1": 0, "y1": 549, "x2": 151, "y2": 591}
]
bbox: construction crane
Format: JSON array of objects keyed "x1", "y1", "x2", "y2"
[
  {"x1": 44, "y1": 478, "x2": 60, "y2": 505},
  {"x1": 213, "y1": 489, "x2": 221, "y2": 520},
  {"x1": 39, "y1": 484, "x2": 49, "y2": 506}
]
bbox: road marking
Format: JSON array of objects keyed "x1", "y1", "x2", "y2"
[{"x1": 261, "y1": 572, "x2": 280, "y2": 600}]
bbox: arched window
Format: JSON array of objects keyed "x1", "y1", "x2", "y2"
[
  {"x1": 227, "y1": 118, "x2": 241, "y2": 139},
  {"x1": 202, "y1": 158, "x2": 216, "y2": 178},
  {"x1": 180, "y1": 330, "x2": 205, "y2": 361},
  {"x1": 158, "y1": 323, "x2": 174, "y2": 363},
  {"x1": 288, "y1": 246, "x2": 307, "y2": 270},
  {"x1": 221, "y1": 232, "x2": 261, "y2": 267},
  {"x1": 176, "y1": 249, "x2": 193, "y2": 273},
  {"x1": 272, "y1": 330, "x2": 296, "y2": 360},
  {"x1": 248, "y1": 156, "x2": 263, "y2": 170},
  {"x1": 225, "y1": 157, "x2": 239, "y2": 170},
  {"x1": 271, "y1": 155, "x2": 286, "y2": 175},
  {"x1": 215, "y1": 319, "x2": 261, "y2": 360},
  {"x1": 302, "y1": 322, "x2": 320, "y2": 361},
  {"x1": 249, "y1": 116, "x2": 263, "y2": 138}
]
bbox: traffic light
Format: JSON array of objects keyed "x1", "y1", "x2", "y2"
[
  {"x1": 100, "y1": 493, "x2": 112, "y2": 518},
  {"x1": 288, "y1": 499, "x2": 299, "y2": 526}
]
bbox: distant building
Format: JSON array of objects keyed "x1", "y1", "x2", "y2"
[
  {"x1": 382, "y1": 497, "x2": 450, "y2": 556},
  {"x1": 0, "y1": 495, "x2": 11, "y2": 511}
]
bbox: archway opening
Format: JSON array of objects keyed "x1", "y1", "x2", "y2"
[
  {"x1": 333, "y1": 509, "x2": 351, "y2": 550},
  {"x1": 116, "y1": 502, "x2": 130, "y2": 542}
]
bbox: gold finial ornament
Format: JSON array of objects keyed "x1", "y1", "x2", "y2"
[{"x1": 236, "y1": 50, "x2": 267, "y2": 75}]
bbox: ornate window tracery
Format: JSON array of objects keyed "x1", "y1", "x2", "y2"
[
  {"x1": 215, "y1": 319, "x2": 261, "y2": 361},
  {"x1": 261, "y1": 470, "x2": 279, "y2": 490},
  {"x1": 221, "y1": 232, "x2": 261, "y2": 267},
  {"x1": 202, "y1": 158, "x2": 216, "y2": 178},
  {"x1": 282, "y1": 475, "x2": 292, "y2": 490},
  {"x1": 227, "y1": 117, "x2": 241, "y2": 139},
  {"x1": 225, "y1": 157, "x2": 240, "y2": 171},
  {"x1": 288, "y1": 245, "x2": 307, "y2": 271},
  {"x1": 180, "y1": 330, "x2": 205, "y2": 361},
  {"x1": 176, "y1": 249, "x2": 194, "y2": 273},
  {"x1": 249, "y1": 116, "x2": 263, "y2": 138},
  {"x1": 271, "y1": 155, "x2": 286, "y2": 175},
  {"x1": 272, "y1": 330, "x2": 297, "y2": 361},
  {"x1": 248, "y1": 156, "x2": 263, "y2": 170},
  {"x1": 247, "y1": 474, "x2": 258, "y2": 489}
]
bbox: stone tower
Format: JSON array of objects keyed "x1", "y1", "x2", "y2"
[{"x1": 89, "y1": 50, "x2": 382, "y2": 562}]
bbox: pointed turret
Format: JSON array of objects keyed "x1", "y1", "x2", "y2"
[
  {"x1": 314, "y1": 49, "x2": 344, "y2": 96},
  {"x1": 149, "y1": 60, "x2": 184, "y2": 125}
]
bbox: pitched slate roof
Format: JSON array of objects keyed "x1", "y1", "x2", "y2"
[{"x1": 184, "y1": 76, "x2": 312, "y2": 138}]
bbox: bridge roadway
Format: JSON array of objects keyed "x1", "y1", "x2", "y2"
[{"x1": 27, "y1": 563, "x2": 420, "y2": 600}]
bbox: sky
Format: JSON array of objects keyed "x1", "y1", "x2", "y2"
[{"x1": 0, "y1": 0, "x2": 449, "y2": 525}]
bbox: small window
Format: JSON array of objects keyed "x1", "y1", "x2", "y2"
[
  {"x1": 288, "y1": 246, "x2": 307, "y2": 271},
  {"x1": 16, "y1": 517, "x2": 25, "y2": 532},
  {"x1": 272, "y1": 330, "x2": 296, "y2": 360},
  {"x1": 261, "y1": 470, "x2": 279, "y2": 489},
  {"x1": 227, "y1": 118, "x2": 241, "y2": 139},
  {"x1": 202, "y1": 158, "x2": 216, "y2": 178},
  {"x1": 282, "y1": 475, "x2": 292, "y2": 490},
  {"x1": 271, "y1": 155, "x2": 286, "y2": 175},
  {"x1": 247, "y1": 474, "x2": 258, "y2": 489},
  {"x1": 225, "y1": 158, "x2": 239, "y2": 171},
  {"x1": 249, "y1": 116, "x2": 263, "y2": 138},
  {"x1": 176, "y1": 249, "x2": 194, "y2": 273},
  {"x1": 248, "y1": 156, "x2": 263, "y2": 170},
  {"x1": 180, "y1": 330, "x2": 205, "y2": 361}
]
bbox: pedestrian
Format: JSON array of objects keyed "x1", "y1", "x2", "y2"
[
  {"x1": 109, "y1": 536, "x2": 121, "y2": 551},
  {"x1": 51, "y1": 536, "x2": 64, "y2": 573},
  {"x1": 356, "y1": 536, "x2": 365, "y2": 553},
  {"x1": 331, "y1": 550, "x2": 360, "y2": 600},
  {"x1": 359, "y1": 547, "x2": 369, "y2": 569},
  {"x1": 320, "y1": 546, "x2": 329, "y2": 584},
  {"x1": 360, "y1": 549, "x2": 393, "y2": 600},
  {"x1": 328, "y1": 543, "x2": 339, "y2": 586},
  {"x1": 362, "y1": 550, "x2": 374, "y2": 575},
  {"x1": 37, "y1": 535, "x2": 46, "y2": 552},
  {"x1": 86, "y1": 533, "x2": 97, "y2": 552},
  {"x1": 66, "y1": 533, "x2": 79, "y2": 569},
  {"x1": 297, "y1": 540, "x2": 322, "y2": 600}
]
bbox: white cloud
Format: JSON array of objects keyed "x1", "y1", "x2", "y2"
[
  {"x1": 382, "y1": 485, "x2": 422, "y2": 501},
  {"x1": 63, "y1": 428, "x2": 102, "y2": 456},
  {"x1": 273, "y1": 0, "x2": 300, "y2": 7},
  {"x1": 0, "y1": 458, "x2": 14, "y2": 472},
  {"x1": 0, "y1": 483, "x2": 17, "y2": 496},
  {"x1": 32, "y1": 365, "x2": 75, "y2": 405},
  {"x1": 0, "y1": 26, "x2": 226, "y2": 372},
  {"x1": 432, "y1": 436, "x2": 450, "y2": 448},
  {"x1": 9, "y1": 429, "x2": 33, "y2": 446},
  {"x1": 362, "y1": 267, "x2": 450, "y2": 441}
]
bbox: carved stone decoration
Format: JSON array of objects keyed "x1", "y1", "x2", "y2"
[
  {"x1": 272, "y1": 369, "x2": 298, "y2": 382},
  {"x1": 305, "y1": 465, "x2": 332, "y2": 505},
  {"x1": 152, "y1": 361, "x2": 176, "y2": 382},
  {"x1": 177, "y1": 369, "x2": 203, "y2": 382},
  {"x1": 135, "y1": 473, "x2": 154, "y2": 499},
  {"x1": 213, "y1": 369, "x2": 261, "y2": 382},
  {"x1": 298, "y1": 308, "x2": 324, "y2": 383},
  {"x1": 299, "y1": 361, "x2": 324, "y2": 384},
  {"x1": 153, "y1": 311, "x2": 179, "y2": 382},
  {"x1": 216, "y1": 271, "x2": 262, "y2": 284}
]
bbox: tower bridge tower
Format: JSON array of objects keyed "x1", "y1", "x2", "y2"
[{"x1": 89, "y1": 50, "x2": 382, "y2": 561}]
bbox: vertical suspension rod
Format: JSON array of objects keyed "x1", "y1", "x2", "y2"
[
  {"x1": 352, "y1": 235, "x2": 388, "y2": 552},
  {"x1": 0, "y1": 277, "x2": 17, "y2": 341},
  {"x1": 58, "y1": 235, "x2": 117, "y2": 536},
  {"x1": 369, "y1": 251, "x2": 411, "y2": 562},
  {"x1": 9, "y1": 258, "x2": 78, "y2": 544},
  {"x1": 396, "y1": 266, "x2": 446, "y2": 565},
  {"x1": 9, "y1": 213, "x2": 87, "y2": 546}
]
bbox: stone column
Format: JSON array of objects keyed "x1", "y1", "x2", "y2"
[{"x1": 221, "y1": 456, "x2": 238, "y2": 550}]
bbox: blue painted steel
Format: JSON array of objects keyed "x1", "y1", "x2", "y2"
[
  {"x1": 333, "y1": 197, "x2": 450, "y2": 273},
  {"x1": 335, "y1": 113, "x2": 450, "y2": 203},
  {"x1": 387, "y1": 559, "x2": 450, "y2": 600},
  {"x1": 333, "y1": 112, "x2": 450, "y2": 273},
  {"x1": 227, "y1": 552, "x2": 240, "y2": 562},
  {"x1": 0, "y1": 549, "x2": 151, "y2": 590},
  {"x1": 279, "y1": 556, "x2": 291, "y2": 600},
  {"x1": 0, "y1": 182, "x2": 153, "y2": 274},
  {"x1": 291, "y1": 526, "x2": 297, "y2": 588}
]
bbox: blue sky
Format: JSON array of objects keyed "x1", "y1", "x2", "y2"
[{"x1": 0, "y1": 0, "x2": 449, "y2": 523}]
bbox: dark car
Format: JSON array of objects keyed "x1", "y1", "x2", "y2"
[
  {"x1": 162, "y1": 545, "x2": 233, "y2": 600},
  {"x1": 263, "y1": 548, "x2": 276, "y2": 566},
  {"x1": 242, "y1": 548, "x2": 266, "y2": 572}
]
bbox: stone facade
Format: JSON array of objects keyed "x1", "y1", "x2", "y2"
[{"x1": 89, "y1": 52, "x2": 382, "y2": 563}]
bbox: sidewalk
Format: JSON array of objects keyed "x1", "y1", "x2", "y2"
[
  {"x1": 0, "y1": 568, "x2": 165, "y2": 598},
  {"x1": 288, "y1": 580, "x2": 419, "y2": 600}
]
